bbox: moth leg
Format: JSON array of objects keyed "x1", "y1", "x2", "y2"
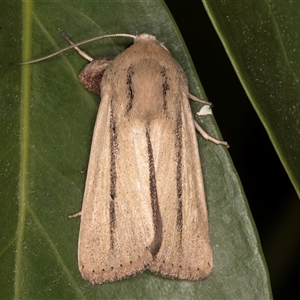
[
  {"x1": 190, "y1": 93, "x2": 229, "y2": 147},
  {"x1": 189, "y1": 93, "x2": 212, "y2": 106},
  {"x1": 194, "y1": 121, "x2": 229, "y2": 148},
  {"x1": 80, "y1": 167, "x2": 88, "y2": 174},
  {"x1": 68, "y1": 211, "x2": 82, "y2": 218},
  {"x1": 61, "y1": 32, "x2": 94, "y2": 62},
  {"x1": 67, "y1": 165, "x2": 88, "y2": 218}
]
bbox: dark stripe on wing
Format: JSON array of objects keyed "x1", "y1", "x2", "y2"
[
  {"x1": 175, "y1": 112, "x2": 183, "y2": 246},
  {"x1": 146, "y1": 125, "x2": 162, "y2": 257},
  {"x1": 160, "y1": 67, "x2": 170, "y2": 111},
  {"x1": 109, "y1": 103, "x2": 118, "y2": 250},
  {"x1": 126, "y1": 65, "x2": 135, "y2": 113}
]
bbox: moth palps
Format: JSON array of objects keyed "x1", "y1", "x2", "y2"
[{"x1": 56, "y1": 33, "x2": 227, "y2": 284}]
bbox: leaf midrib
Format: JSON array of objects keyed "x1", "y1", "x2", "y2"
[{"x1": 14, "y1": 2, "x2": 33, "y2": 299}]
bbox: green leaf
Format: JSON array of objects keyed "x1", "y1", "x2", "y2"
[
  {"x1": 203, "y1": 0, "x2": 300, "y2": 199},
  {"x1": 0, "y1": 0, "x2": 271, "y2": 299}
]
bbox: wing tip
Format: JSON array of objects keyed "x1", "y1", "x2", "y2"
[
  {"x1": 79, "y1": 250, "x2": 153, "y2": 284},
  {"x1": 149, "y1": 260, "x2": 213, "y2": 281}
]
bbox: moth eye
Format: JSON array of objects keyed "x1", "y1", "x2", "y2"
[
  {"x1": 120, "y1": 264, "x2": 123, "y2": 267},
  {"x1": 129, "y1": 261, "x2": 133, "y2": 264},
  {"x1": 102, "y1": 269, "x2": 105, "y2": 272},
  {"x1": 111, "y1": 266, "x2": 114, "y2": 270},
  {"x1": 92, "y1": 270, "x2": 95, "y2": 273}
]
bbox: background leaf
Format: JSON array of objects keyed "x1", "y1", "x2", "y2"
[
  {"x1": 202, "y1": 0, "x2": 300, "y2": 198},
  {"x1": 0, "y1": 0, "x2": 271, "y2": 299}
]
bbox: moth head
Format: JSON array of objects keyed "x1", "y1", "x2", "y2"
[{"x1": 134, "y1": 34, "x2": 169, "y2": 53}]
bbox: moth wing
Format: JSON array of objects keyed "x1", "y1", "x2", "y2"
[
  {"x1": 78, "y1": 92, "x2": 155, "y2": 284},
  {"x1": 149, "y1": 92, "x2": 213, "y2": 280}
]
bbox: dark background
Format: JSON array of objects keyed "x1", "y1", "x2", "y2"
[{"x1": 165, "y1": 1, "x2": 300, "y2": 298}]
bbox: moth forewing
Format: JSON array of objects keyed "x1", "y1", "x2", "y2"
[
  {"x1": 77, "y1": 55, "x2": 156, "y2": 284},
  {"x1": 148, "y1": 74, "x2": 212, "y2": 280}
]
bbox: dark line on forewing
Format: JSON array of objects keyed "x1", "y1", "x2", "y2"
[
  {"x1": 160, "y1": 67, "x2": 170, "y2": 111},
  {"x1": 175, "y1": 111, "x2": 183, "y2": 246},
  {"x1": 145, "y1": 125, "x2": 162, "y2": 256},
  {"x1": 109, "y1": 101, "x2": 118, "y2": 250},
  {"x1": 126, "y1": 64, "x2": 135, "y2": 113}
]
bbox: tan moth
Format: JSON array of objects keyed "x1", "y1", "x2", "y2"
[{"x1": 22, "y1": 33, "x2": 228, "y2": 284}]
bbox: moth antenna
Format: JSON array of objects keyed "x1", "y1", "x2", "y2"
[{"x1": 17, "y1": 33, "x2": 136, "y2": 65}]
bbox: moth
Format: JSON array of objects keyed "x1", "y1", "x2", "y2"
[{"x1": 23, "y1": 33, "x2": 228, "y2": 284}]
